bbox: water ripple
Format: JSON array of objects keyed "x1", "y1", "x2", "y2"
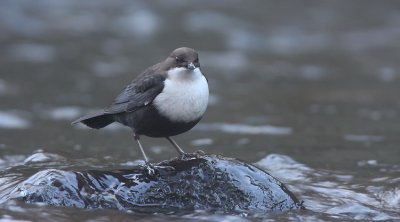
[
  {"x1": 256, "y1": 154, "x2": 400, "y2": 220},
  {"x1": 195, "y1": 123, "x2": 292, "y2": 135}
]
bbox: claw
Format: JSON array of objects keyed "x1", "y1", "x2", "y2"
[
  {"x1": 158, "y1": 165, "x2": 175, "y2": 171},
  {"x1": 143, "y1": 163, "x2": 176, "y2": 176},
  {"x1": 155, "y1": 164, "x2": 176, "y2": 171},
  {"x1": 178, "y1": 153, "x2": 191, "y2": 160},
  {"x1": 144, "y1": 163, "x2": 156, "y2": 176},
  {"x1": 179, "y1": 150, "x2": 205, "y2": 160},
  {"x1": 194, "y1": 150, "x2": 205, "y2": 157}
]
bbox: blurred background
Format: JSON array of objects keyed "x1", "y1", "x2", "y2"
[{"x1": 0, "y1": 0, "x2": 399, "y2": 221}]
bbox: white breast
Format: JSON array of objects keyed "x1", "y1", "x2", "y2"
[{"x1": 153, "y1": 67, "x2": 209, "y2": 123}]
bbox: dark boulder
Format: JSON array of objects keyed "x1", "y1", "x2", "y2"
[{"x1": 9, "y1": 154, "x2": 303, "y2": 213}]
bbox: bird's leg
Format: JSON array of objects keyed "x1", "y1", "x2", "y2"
[
  {"x1": 133, "y1": 133, "x2": 155, "y2": 175},
  {"x1": 166, "y1": 136, "x2": 185, "y2": 156},
  {"x1": 133, "y1": 133, "x2": 175, "y2": 174},
  {"x1": 166, "y1": 137, "x2": 203, "y2": 160}
]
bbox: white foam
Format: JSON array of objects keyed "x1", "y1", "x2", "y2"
[
  {"x1": 195, "y1": 123, "x2": 292, "y2": 135},
  {"x1": 344, "y1": 134, "x2": 385, "y2": 143},
  {"x1": 190, "y1": 138, "x2": 213, "y2": 146},
  {"x1": 23, "y1": 152, "x2": 66, "y2": 164},
  {"x1": 0, "y1": 112, "x2": 30, "y2": 129},
  {"x1": 8, "y1": 43, "x2": 55, "y2": 63},
  {"x1": 48, "y1": 106, "x2": 81, "y2": 120},
  {"x1": 114, "y1": 10, "x2": 159, "y2": 37}
]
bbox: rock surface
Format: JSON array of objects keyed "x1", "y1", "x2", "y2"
[{"x1": 8, "y1": 154, "x2": 303, "y2": 213}]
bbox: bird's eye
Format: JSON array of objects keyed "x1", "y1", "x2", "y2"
[{"x1": 175, "y1": 57, "x2": 183, "y2": 63}]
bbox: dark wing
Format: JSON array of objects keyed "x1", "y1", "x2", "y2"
[{"x1": 104, "y1": 71, "x2": 166, "y2": 114}]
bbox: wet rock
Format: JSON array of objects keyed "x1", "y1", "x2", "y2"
[{"x1": 8, "y1": 154, "x2": 303, "y2": 213}]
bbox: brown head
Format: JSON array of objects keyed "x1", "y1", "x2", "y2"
[{"x1": 162, "y1": 47, "x2": 200, "y2": 71}]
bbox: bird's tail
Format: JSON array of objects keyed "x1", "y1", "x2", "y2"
[{"x1": 71, "y1": 112, "x2": 114, "y2": 129}]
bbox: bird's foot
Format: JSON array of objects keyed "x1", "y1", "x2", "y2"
[
  {"x1": 179, "y1": 150, "x2": 205, "y2": 160},
  {"x1": 194, "y1": 149, "x2": 205, "y2": 157},
  {"x1": 143, "y1": 162, "x2": 175, "y2": 176},
  {"x1": 144, "y1": 163, "x2": 156, "y2": 176}
]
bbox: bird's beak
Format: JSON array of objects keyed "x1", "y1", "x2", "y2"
[{"x1": 187, "y1": 63, "x2": 196, "y2": 70}]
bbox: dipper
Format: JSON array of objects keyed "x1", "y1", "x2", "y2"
[{"x1": 72, "y1": 47, "x2": 209, "y2": 174}]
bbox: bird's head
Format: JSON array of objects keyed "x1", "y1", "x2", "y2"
[{"x1": 167, "y1": 47, "x2": 200, "y2": 71}]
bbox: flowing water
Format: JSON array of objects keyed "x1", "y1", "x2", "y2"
[{"x1": 0, "y1": 1, "x2": 399, "y2": 221}]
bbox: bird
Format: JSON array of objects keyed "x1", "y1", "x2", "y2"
[{"x1": 72, "y1": 47, "x2": 209, "y2": 174}]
